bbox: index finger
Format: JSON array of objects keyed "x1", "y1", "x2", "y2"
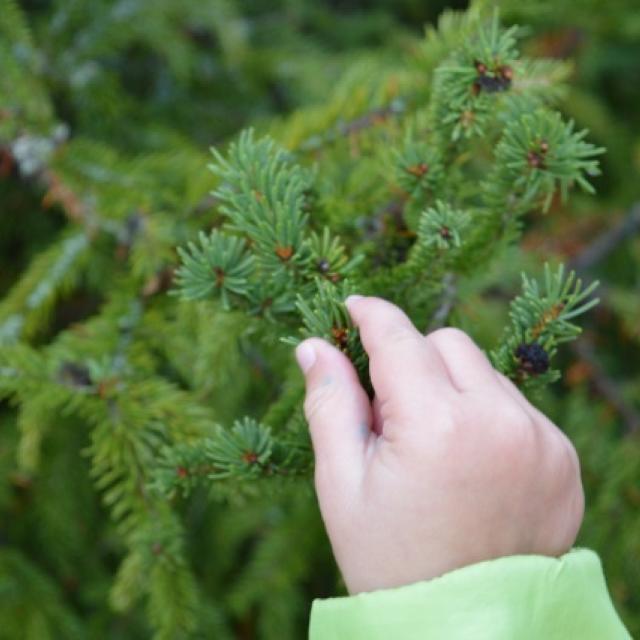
[{"x1": 345, "y1": 295, "x2": 456, "y2": 409}]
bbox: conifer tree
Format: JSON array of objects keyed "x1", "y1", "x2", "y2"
[
  {"x1": 165, "y1": 11, "x2": 602, "y2": 491},
  {"x1": 1, "y1": 1, "x2": 639, "y2": 638}
]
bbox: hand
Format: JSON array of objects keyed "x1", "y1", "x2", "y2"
[{"x1": 295, "y1": 296, "x2": 584, "y2": 595}]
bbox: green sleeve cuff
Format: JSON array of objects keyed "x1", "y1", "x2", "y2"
[{"x1": 309, "y1": 549, "x2": 630, "y2": 639}]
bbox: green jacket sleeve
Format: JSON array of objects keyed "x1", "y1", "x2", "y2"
[{"x1": 309, "y1": 549, "x2": 631, "y2": 639}]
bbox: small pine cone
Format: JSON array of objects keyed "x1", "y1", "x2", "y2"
[
  {"x1": 515, "y1": 342, "x2": 550, "y2": 375},
  {"x1": 527, "y1": 150, "x2": 545, "y2": 169},
  {"x1": 474, "y1": 74, "x2": 511, "y2": 94}
]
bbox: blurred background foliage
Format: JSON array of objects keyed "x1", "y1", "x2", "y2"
[{"x1": 1, "y1": 0, "x2": 639, "y2": 637}]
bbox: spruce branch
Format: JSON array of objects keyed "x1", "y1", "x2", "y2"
[
  {"x1": 173, "y1": 230, "x2": 254, "y2": 309},
  {"x1": 418, "y1": 200, "x2": 470, "y2": 252},
  {"x1": 284, "y1": 279, "x2": 370, "y2": 392},
  {"x1": 175, "y1": 131, "x2": 364, "y2": 323},
  {"x1": 392, "y1": 134, "x2": 444, "y2": 208},
  {"x1": 0, "y1": 549, "x2": 83, "y2": 638},
  {"x1": 169, "y1": 11, "x2": 606, "y2": 500},
  {"x1": 490, "y1": 263, "x2": 599, "y2": 389},
  {"x1": 304, "y1": 227, "x2": 364, "y2": 284},
  {"x1": 152, "y1": 417, "x2": 311, "y2": 500},
  {"x1": 0, "y1": 233, "x2": 89, "y2": 344},
  {"x1": 1, "y1": 2, "x2": 629, "y2": 635},
  {"x1": 209, "y1": 129, "x2": 312, "y2": 266},
  {"x1": 112, "y1": 508, "x2": 201, "y2": 639},
  {"x1": 206, "y1": 418, "x2": 274, "y2": 480},
  {"x1": 365, "y1": 201, "x2": 470, "y2": 305},
  {"x1": 489, "y1": 109, "x2": 604, "y2": 212},
  {"x1": 432, "y1": 14, "x2": 519, "y2": 141}
]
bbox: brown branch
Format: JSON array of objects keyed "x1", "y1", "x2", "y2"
[
  {"x1": 297, "y1": 100, "x2": 406, "y2": 152},
  {"x1": 338, "y1": 102, "x2": 405, "y2": 137},
  {"x1": 571, "y1": 338, "x2": 640, "y2": 435},
  {"x1": 563, "y1": 204, "x2": 640, "y2": 436},
  {"x1": 569, "y1": 203, "x2": 640, "y2": 272}
]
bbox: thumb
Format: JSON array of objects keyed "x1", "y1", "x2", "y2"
[{"x1": 295, "y1": 337, "x2": 372, "y2": 489}]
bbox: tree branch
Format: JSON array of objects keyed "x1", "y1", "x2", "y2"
[
  {"x1": 563, "y1": 203, "x2": 640, "y2": 435},
  {"x1": 297, "y1": 100, "x2": 405, "y2": 152},
  {"x1": 569, "y1": 203, "x2": 640, "y2": 272},
  {"x1": 571, "y1": 338, "x2": 640, "y2": 435}
]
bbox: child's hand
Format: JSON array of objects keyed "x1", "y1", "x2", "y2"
[{"x1": 295, "y1": 296, "x2": 584, "y2": 595}]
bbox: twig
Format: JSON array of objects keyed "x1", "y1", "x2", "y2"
[
  {"x1": 297, "y1": 100, "x2": 406, "y2": 152},
  {"x1": 569, "y1": 203, "x2": 640, "y2": 272},
  {"x1": 338, "y1": 102, "x2": 405, "y2": 137},
  {"x1": 571, "y1": 338, "x2": 640, "y2": 435},
  {"x1": 563, "y1": 204, "x2": 640, "y2": 435}
]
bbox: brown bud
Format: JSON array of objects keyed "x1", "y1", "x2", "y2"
[
  {"x1": 242, "y1": 451, "x2": 259, "y2": 464},
  {"x1": 527, "y1": 150, "x2": 544, "y2": 169},
  {"x1": 474, "y1": 60, "x2": 487, "y2": 75},
  {"x1": 213, "y1": 266, "x2": 225, "y2": 286},
  {"x1": 406, "y1": 162, "x2": 429, "y2": 177},
  {"x1": 275, "y1": 245, "x2": 294, "y2": 261},
  {"x1": 499, "y1": 65, "x2": 513, "y2": 81},
  {"x1": 331, "y1": 326, "x2": 349, "y2": 349}
]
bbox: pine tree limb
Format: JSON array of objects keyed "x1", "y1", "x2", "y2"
[
  {"x1": 571, "y1": 338, "x2": 640, "y2": 435},
  {"x1": 569, "y1": 203, "x2": 640, "y2": 272},
  {"x1": 298, "y1": 101, "x2": 406, "y2": 152}
]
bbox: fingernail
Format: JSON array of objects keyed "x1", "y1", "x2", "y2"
[
  {"x1": 345, "y1": 294, "x2": 363, "y2": 308},
  {"x1": 295, "y1": 341, "x2": 316, "y2": 373}
]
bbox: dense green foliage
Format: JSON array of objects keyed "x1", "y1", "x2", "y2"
[{"x1": 1, "y1": 1, "x2": 639, "y2": 638}]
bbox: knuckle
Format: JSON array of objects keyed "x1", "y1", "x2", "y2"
[
  {"x1": 386, "y1": 323, "x2": 419, "y2": 347},
  {"x1": 428, "y1": 327, "x2": 473, "y2": 349},
  {"x1": 426, "y1": 405, "x2": 464, "y2": 451}
]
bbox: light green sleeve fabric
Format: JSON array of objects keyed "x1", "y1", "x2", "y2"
[{"x1": 309, "y1": 549, "x2": 631, "y2": 639}]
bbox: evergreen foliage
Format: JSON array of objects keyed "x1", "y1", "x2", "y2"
[
  {"x1": 169, "y1": 11, "x2": 603, "y2": 493},
  {"x1": 1, "y1": 0, "x2": 639, "y2": 637}
]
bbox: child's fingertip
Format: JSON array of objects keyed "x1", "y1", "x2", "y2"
[
  {"x1": 345, "y1": 294, "x2": 364, "y2": 310},
  {"x1": 295, "y1": 341, "x2": 316, "y2": 374}
]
